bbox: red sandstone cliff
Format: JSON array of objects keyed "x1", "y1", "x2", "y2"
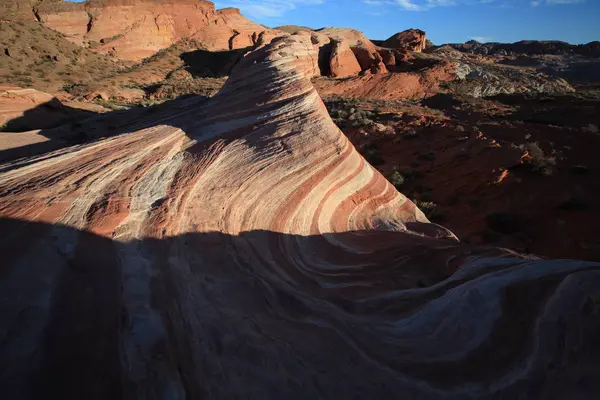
[{"x1": 24, "y1": 0, "x2": 277, "y2": 61}]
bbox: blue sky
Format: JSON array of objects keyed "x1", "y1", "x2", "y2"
[{"x1": 213, "y1": 0, "x2": 600, "y2": 44}]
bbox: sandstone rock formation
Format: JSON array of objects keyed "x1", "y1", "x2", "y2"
[
  {"x1": 30, "y1": 0, "x2": 279, "y2": 61},
  {"x1": 318, "y1": 27, "x2": 386, "y2": 73},
  {"x1": 0, "y1": 86, "x2": 94, "y2": 131},
  {"x1": 316, "y1": 46, "x2": 576, "y2": 101},
  {"x1": 0, "y1": 86, "x2": 55, "y2": 127},
  {"x1": 316, "y1": 59, "x2": 456, "y2": 100},
  {"x1": 382, "y1": 28, "x2": 427, "y2": 52},
  {"x1": 1, "y1": 33, "x2": 600, "y2": 399},
  {"x1": 0, "y1": 0, "x2": 54, "y2": 20},
  {"x1": 329, "y1": 39, "x2": 362, "y2": 78}
]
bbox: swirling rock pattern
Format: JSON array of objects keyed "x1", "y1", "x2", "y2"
[{"x1": 1, "y1": 34, "x2": 600, "y2": 399}]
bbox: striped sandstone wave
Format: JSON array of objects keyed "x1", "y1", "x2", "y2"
[{"x1": 0, "y1": 33, "x2": 599, "y2": 399}]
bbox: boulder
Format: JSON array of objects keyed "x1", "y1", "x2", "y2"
[
  {"x1": 318, "y1": 27, "x2": 384, "y2": 72},
  {"x1": 329, "y1": 40, "x2": 362, "y2": 78},
  {"x1": 370, "y1": 52, "x2": 388, "y2": 74},
  {"x1": 383, "y1": 29, "x2": 427, "y2": 52},
  {"x1": 377, "y1": 48, "x2": 396, "y2": 67},
  {"x1": 351, "y1": 41, "x2": 382, "y2": 71}
]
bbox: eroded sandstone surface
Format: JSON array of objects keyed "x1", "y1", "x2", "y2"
[
  {"x1": 382, "y1": 28, "x2": 427, "y2": 52},
  {"x1": 10, "y1": 0, "x2": 278, "y2": 61},
  {"x1": 1, "y1": 33, "x2": 599, "y2": 399}
]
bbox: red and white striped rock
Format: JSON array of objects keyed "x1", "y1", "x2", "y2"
[{"x1": 0, "y1": 33, "x2": 599, "y2": 399}]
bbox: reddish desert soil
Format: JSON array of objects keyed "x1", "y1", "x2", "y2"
[{"x1": 325, "y1": 91, "x2": 600, "y2": 261}]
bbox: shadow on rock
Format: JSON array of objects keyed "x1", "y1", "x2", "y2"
[
  {"x1": 1, "y1": 217, "x2": 600, "y2": 398},
  {"x1": 0, "y1": 95, "x2": 209, "y2": 164},
  {"x1": 180, "y1": 47, "x2": 252, "y2": 78}
]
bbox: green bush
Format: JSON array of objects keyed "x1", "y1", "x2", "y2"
[
  {"x1": 327, "y1": 98, "x2": 375, "y2": 129},
  {"x1": 522, "y1": 142, "x2": 556, "y2": 176},
  {"x1": 388, "y1": 171, "x2": 405, "y2": 188},
  {"x1": 413, "y1": 199, "x2": 438, "y2": 218}
]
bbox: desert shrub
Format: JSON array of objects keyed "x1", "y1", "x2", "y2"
[
  {"x1": 455, "y1": 125, "x2": 465, "y2": 132},
  {"x1": 413, "y1": 199, "x2": 439, "y2": 219},
  {"x1": 360, "y1": 142, "x2": 384, "y2": 166},
  {"x1": 522, "y1": 142, "x2": 556, "y2": 176},
  {"x1": 100, "y1": 34, "x2": 123, "y2": 44},
  {"x1": 348, "y1": 107, "x2": 374, "y2": 128},
  {"x1": 93, "y1": 98, "x2": 124, "y2": 111},
  {"x1": 326, "y1": 98, "x2": 375, "y2": 129},
  {"x1": 387, "y1": 170, "x2": 405, "y2": 188}
]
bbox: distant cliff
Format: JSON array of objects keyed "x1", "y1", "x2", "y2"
[
  {"x1": 448, "y1": 39, "x2": 600, "y2": 58},
  {"x1": 2, "y1": 0, "x2": 278, "y2": 61}
]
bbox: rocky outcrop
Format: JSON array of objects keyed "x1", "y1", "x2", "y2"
[
  {"x1": 317, "y1": 46, "x2": 576, "y2": 101},
  {"x1": 34, "y1": 1, "x2": 90, "y2": 46},
  {"x1": 329, "y1": 39, "x2": 361, "y2": 78},
  {"x1": 316, "y1": 58, "x2": 456, "y2": 100},
  {"x1": 1, "y1": 33, "x2": 599, "y2": 398},
  {"x1": 382, "y1": 28, "x2": 427, "y2": 52},
  {"x1": 27, "y1": 1, "x2": 278, "y2": 61},
  {"x1": 0, "y1": 0, "x2": 47, "y2": 20},
  {"x1": 317, "y1": 27, "x2": 387, "y2": 74},
  {"x1": 0, "y1": 85, "x2": 94, "y2": 131},
  {"x1": 448, "y1": 57, "x2": 576, "y2": 97},
  {"x1": 274, "y1": 25, "x2": 313, "y2": 34},
  {"x1": 0, "y1": 86, "x2": 55, "y2": 128},
  {"x1": 377, "y1": 48, "x2": 396, "y2": 67}
]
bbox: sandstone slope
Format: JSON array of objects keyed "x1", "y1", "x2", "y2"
[
  {"x1": 0, "y1": 85, "x2": 97, "y2": 131},
  {"x1": 1, "y1": 33, "x2": 599, "y2": 398},
  {"x1": 0, "y1": 20, "x2": 125, "y2": 93},
  {"x1": 34, "y1": 0, "x2": 280, "y2": 61}
]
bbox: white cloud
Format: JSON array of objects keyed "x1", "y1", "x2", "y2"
[
  {"x1": 364, "y1": 0, "x2": 585, "y2": 12},
  {"x1": 215, "y1": 0, "x2": 324, "y2": 18},
  {"x1": 395, "y1": 0, "x2": 425, "y2": 11},
  {"x1": 382, "y1": 0, "x2": 499, "y2": 11},
  {"x1": 469, "y1": 35, "x2": 493, "y2": 42},
  {"x1": 529, "y1": 0, "x2": 584, "y2": 8},
  {"x1": 546, "y1": 0, "x2": 585, "y2": 4}
]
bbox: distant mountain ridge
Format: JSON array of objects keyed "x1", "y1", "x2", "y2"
[{"x1": 447, "y1": 39, "x2": 600, "y2": 57}]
